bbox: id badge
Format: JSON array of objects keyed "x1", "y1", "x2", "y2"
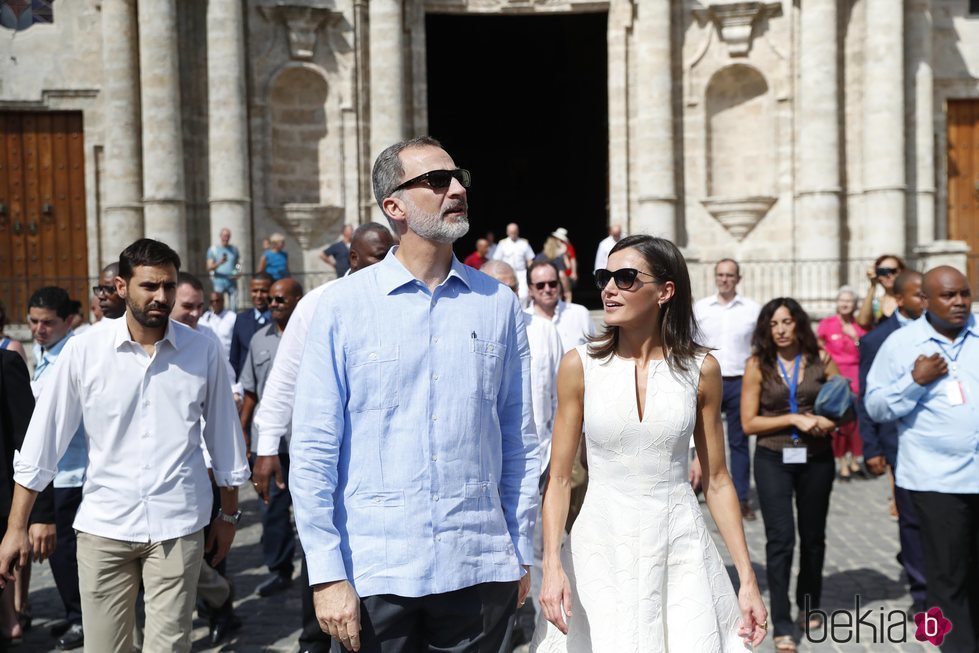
[
  {"x1": 783, "y1": 446, "x2": 807, "y2": 464},
  {"x1": 945, "y1": 380, "x2": 966, "y2": 406}
]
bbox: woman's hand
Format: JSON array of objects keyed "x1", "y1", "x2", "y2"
[
  {"x1": 865, "y1": 263, "x2": 878, "y2": 285},
  {"x1": 791, "y1": 413, "x2": 818, "y2": 434},
  {"x1": 540, "y1": 561, "x2": 574, "y2": 635},
  {"x1": 737, "y1": 577, "x2": 769, "y2": 647},
  {"x1": 811, "y1": 415, "x2": 836, "y2": 435}
]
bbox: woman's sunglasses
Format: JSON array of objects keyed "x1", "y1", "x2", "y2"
[
  {"x1": 875, "y1": 267, "x2": 899, "y2": 277},
  {"x1": 594, "y1": 268, "x2": 656, "y2": 290},
  {"x1": 393, "y1": 169, "x2": 471, "y2": 192}
]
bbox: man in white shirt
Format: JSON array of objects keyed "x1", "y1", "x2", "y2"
[
  {"x1": 0, "y1": 239, "x2": 250, "y2": 653},
  {"x1": 693, "y1": 258, "x2": 761, "y2": 521},
  {"x1": 492, "y1": 222, "x2": 535, "y2": 303},
  {"x1": 199, "y1": 290, "x2": 236, "y2": 354},
  {"x1": 527, "y1": 261, "x2": 597, "y2": 352},
  {"x1": 593, "y1": 223, "x2": 622, "y2": 273}
]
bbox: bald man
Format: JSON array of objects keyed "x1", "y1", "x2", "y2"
[{"x1": 866, "y1": 266, "x2": 978, "y2": 651}]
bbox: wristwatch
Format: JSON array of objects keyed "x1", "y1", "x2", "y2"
[{"x1": 217, "y1": 510, "x2": 242, "y2": 526}]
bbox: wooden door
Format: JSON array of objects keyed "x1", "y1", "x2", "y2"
[
  {"x1": 948, "y1": 100, "x2": 979, "y2": 290},
  {"x1": 0, "y1": 112, "x2": 88, "y2": 323}
]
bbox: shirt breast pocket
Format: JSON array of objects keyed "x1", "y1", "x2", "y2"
[
  {"x1": 347, "y1": 346, "x2": 400, "y2": 412},
  {"x1": 471, "y1": 338, "x2": 507, "y2": 401}
]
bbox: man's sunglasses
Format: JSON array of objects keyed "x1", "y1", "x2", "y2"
[
  {"x1": 533, "y1": 280, "x2": 560, "y2": 291},
  {"x1": 875, "y1": 267, "x2": 899, "y2": 277},
  {"x1": 393, "y1": 169, "x2": 471, "y2": 192},
  {"x1": 269, "y1": 296, "x2": 291, "y2": 305},
  {"x1": 92, "y1": 285, "x2": 116, "y2": 296},
  {"x1": 595, "y1": 268, "x2": 656, "y2": 290}
]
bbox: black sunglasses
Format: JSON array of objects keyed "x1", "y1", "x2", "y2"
[
  {"x1": 876, "y1": 266, "x2": 899, "y2": 277},
  {"x1": 533, "y1": 280, "x2": 560, "y2": 291},
  {"x1": 269, "y1": 295, "x2": 290, "y2": 304},
  {"x1": 92, "y1": 285, "x2": 116, "y2": 296},
  {"x1": 393, "y1": 169, "x2": 471, "y2": 192},
  {"x1": 595, "y1": 268, "x2": 656, "y2": 290}
]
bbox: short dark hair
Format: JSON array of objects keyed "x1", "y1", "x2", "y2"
[
  {"x1": 353, "y1": 222, "x2": 393, "y2": 242},
  {"x1": 101, "y1": 262, "x2": 120, "y2": 278},
  {"x1": 28, "y1": 287, "x2": 73, "y2": 319},
  {"x1": 893, "y1": 270, "x2": 923, "y2": 296},
  {"x1": 371, "y1": 136, "x2": 444, "y2": 228},
  {"x1": 177, "y1": 272, "x2": 204, "y2": 292},
  {"x1": 526, "y1": 260, "x2": 560, "y2": 286},
  {"x1": 715, "y1": 258, "x2": 741, "y2": 277},
  {"x1": 118, "y1": 239, "x2": 181, "y2": 280},
  {"x1": 251, "y1": 272, "x2": 274, "y2": 285}
]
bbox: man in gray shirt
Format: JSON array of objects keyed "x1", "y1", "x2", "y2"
[{"x1": 239, "y1": 277, "x2": 304, "y2": 598}]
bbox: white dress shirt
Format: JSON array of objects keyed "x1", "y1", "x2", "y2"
[
  {"x1": 531, "y1": 301, "x2": 597, "y2": 353},
  {"x1": 197, "y1": 323, "x2": 239, "y2": 394},
  {"x1": 693, "y1": 293, "x2": 761, "y2": 377},
  {"x1": 593, "y1": 235, "x2": 618, "y2": 272},
  {"x1": 253, "y1": 278, "x2": 340, "y2": 456},
  {"x1": 525, "y1": 313, "x2": 564, "y2": 466},
  {"x1": 199, "y1": 308, "x2": 236, "y2": 354},
  {"x1": 13, "y1": 316, "x2": 249, "y2": 543},
  {"x1": 492, "y1": 238, "x2": 535, "y2": 300}
]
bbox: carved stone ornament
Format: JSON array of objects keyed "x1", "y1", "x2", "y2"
[
  {"x1": 259, "y1": 1, "x2": 342, "y2": 60},
  {"x1": 692, "y1": 1, "x2": 782, "y2": 57},
  {"x1": 271, "y1": 203, "x2": 345, "y2": 248},
  {"x1": 700, "y1": 196, "x2": 776, "y2": 240}
]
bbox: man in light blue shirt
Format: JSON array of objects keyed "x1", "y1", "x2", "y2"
[
  {"x1": 865, "y1": 266, "x2": 978, "y2": 652},
  {"x1": 291, "y1": 137, "x2": 538, "y2": 652}
]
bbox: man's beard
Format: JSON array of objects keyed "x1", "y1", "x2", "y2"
[
  {"x1": 127, "y1": 295, "x2": 172, "y2": 328},
  {"x1": 405, "y1": 200, "x2": 469, "y2": 244}
]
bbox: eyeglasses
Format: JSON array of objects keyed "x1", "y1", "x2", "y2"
[
  {"x1": 533, "y1": 280, "x2": 560, "y2": 291},
  {"x1": 876, "y1": 267, "x2": 899, "y2": 277},
  {"x1": 393, "y1": 169, "x2": 471, "y2": 192},
  {"x1": 269, "y1": 296, "x2": 290, "y2": 304},
  {"x1": 92, "y1": 285, "x2": 116, "y2": 296},
  {"x1": 595, "y1": 268, "x2": 657, "y2": 290}
]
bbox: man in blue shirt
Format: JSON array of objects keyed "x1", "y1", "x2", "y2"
[
  {"x1": 206, "y1": 228, "x2": 241, "y2": 312},
  {"x1": 291, "y1": 137, "x2": 538, "y2": 652},
  {"x1": 865, "y1": 266, "x2": 979, "y2": 652}
]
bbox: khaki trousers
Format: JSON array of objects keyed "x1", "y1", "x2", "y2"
[{"x1": 76, "y1": 529, "x2": 204, "y2": 653}]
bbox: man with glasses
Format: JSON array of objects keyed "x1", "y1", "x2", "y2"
[
  {"x1": 92, "y1": 262, "x2": 127, "y2": 321},
  {"x1": 290, "y1": 137, "x2": 537, "y2": 652},
  {"x1": 527, "y1": 260, "x2": 596, "y2": 352},
  {"x1": 492, "y1": 223, "x2": 535, "y2": 304},
  {"x1": 693, "y1": 259, "x2": 760, "y2": 521}
]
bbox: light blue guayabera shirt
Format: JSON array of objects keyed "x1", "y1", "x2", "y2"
[
  {"x1": 33, "y1": 335, "x2": 87, "y2": 488},
  {"x1": 865, "y1": 313, "x2": 979, "y2": 493},
  {"x1": 290, "y1": 249, "x2": 539, "y2": 598}
]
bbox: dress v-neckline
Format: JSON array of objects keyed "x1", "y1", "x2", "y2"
[{"x1": 629, "y1": 357, "x2": 664, "y2": 423}]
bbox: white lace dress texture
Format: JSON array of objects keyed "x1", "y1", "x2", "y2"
[{"x1": 531, "y1": 347, "x2": 749, "y2": 652}]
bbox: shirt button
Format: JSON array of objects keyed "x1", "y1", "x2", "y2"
[
  {"x1": 488, "y1": 345, "x2": 494, "y2": 352},
  {"x1": 432, "y1": 373, "x2": 439, "y2": 381},
  {"x1": 431, "y1": 455, "x2": 437, "y2": 462},
  {"x1": 368, "y1": 352, "x2": 377, "y2": 361},
  {"x1": 433, "y1": 495, "x2": 440, "y2": 502},
  {"x1": 432, "y1": 415, "x2": 438, "y2": 422},
  {"x1": 436, "y1": 535, "x2": 442, "y2": 542},
  {"x1": 432, "y1": 336, "x2": 439, "y2": 344}
]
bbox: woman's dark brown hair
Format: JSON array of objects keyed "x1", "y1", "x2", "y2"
[
  {"x1": 588, "y1": 235, "x2": 706, "y2": 372},
  {"x1": 751, "y1": 297, "x2": 821, "y2": 383},
  {"x1": 873, "y1": 254, "x2": 906, "y2": 271}
]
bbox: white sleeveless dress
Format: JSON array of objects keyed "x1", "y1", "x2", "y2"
[{"x1": 530, "y1": 347, "x2": 748, "y2": 652}]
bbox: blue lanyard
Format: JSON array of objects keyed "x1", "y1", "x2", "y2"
[{"x1": 777, "y1": 355, "x2": 802, "y2": 443}]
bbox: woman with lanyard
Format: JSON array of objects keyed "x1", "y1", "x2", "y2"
[{"x1": 741, "y1": 297, "x2": 842, "y2": 652}]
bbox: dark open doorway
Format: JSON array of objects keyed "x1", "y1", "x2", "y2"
[{"x1": 426, "y1": 12, "x2": 609, "y2": 308}]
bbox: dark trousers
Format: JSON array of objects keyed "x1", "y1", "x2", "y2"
[
  {"x1": 754, "y1": 447, "x2": 835, "y2": 638},
  {"x1": 300, "y1": 555, "x2": 332, "y2": 652},
  {"x1": 332, "y1": 581, "x2": 518, "y2": 653},
  {"x1": 50, "y1": 486, "x2": 83, "y2": 625},
  {"x1": 722, "y1": 376, "x2": 750, "y2": 502},
  {"x1": 894, "y1": 480, "x2": 927, "y2": 605},
  {"x1": 910, "y1": 491, "x2": 979, "y2": 653},
  {"x1": 261, "y1": 453, "x2": 295, "y2": 578}
]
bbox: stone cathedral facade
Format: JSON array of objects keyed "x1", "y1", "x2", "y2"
[{"x1": 0, "y1": 0, "x2": 978, "y2": 317}]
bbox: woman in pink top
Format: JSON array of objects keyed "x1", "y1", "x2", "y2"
[{"x1": 817, "y1": 286, "x2": 867, "y2": 481}]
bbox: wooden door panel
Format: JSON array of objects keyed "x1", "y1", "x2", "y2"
[
  {"x1": 948, "y1": 100, "x2": 979, "y2": 290},
  {"x1": 2, "y1": 114, "x2": 29, "y2": 321},
  {"x1": 65, "y1": 114, "x2": 89, "y2": 306}
]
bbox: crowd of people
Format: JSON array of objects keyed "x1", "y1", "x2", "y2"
[{"x1": 0, "y1": 135, "x2": 974, "y2": 653}]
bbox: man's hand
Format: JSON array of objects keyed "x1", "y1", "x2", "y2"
[
  {"x1": 0, "y1": 528, "x2": 32, "y2": 588},
  {"x1": 912, "y1": 353, "x2": 948, "y2": 386},
  {"x1": 252, "y1": 455, "x2": 285, "y2": 505},
  {"x1": 517, "y1": 565, "x2": 531, "y2": 607},
  {"x1": 313, "y1": 580, "x2": 361, "y2": 651},
  {"x1": 865, "y1": 455, "x2": 887, "y2": 476},
  {"x1": 28, "y1": 523, "x2": 56, "y2": 562},
  {"x1": 205, "y1": 518, "x2": 236, "y2": 567}
]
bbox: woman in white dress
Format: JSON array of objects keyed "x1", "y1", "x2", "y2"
[{"x1": 532, "y1": 235, "x2": 768, "y2": 652}]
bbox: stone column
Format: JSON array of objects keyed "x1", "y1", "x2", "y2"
[
  {"x1": 909, "y1": 0, "x2": 935, "y2": 246},
  {"x1": 100, "y1": 0, "x2": 144, "y2": 266},
  {"x1": 862, "y1": 0, "x2": 906, "y2": 255},
  {"x1": 633, "y1": 0, "x2": 676, "y2": 240},
  {"x1": 207, "y1": 0, "x2": 253, "y2": 274},
  {"x1": 138, "y1": 0, "x2": 188, "y2": 261},
  {"x1": 369, "y1": 0, "x2": 405, "y2": 220},
  {"x1": 796, "y1": 0, "x2": 840, "y2": 300},
  {"x1": 606, "y1": 0, "x2": 631, "y2": 229}
]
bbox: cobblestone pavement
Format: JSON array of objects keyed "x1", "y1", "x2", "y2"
[{"x1": 21, "y1": 468, "x2": 933, "y2": 652}]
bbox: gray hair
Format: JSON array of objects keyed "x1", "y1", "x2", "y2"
[
  {"x1": 371, "y1": 136, "x2": 443, "y2": 231},
  {"x1": 837, "y1": 285, "x2": 857, "y2": 300}
]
